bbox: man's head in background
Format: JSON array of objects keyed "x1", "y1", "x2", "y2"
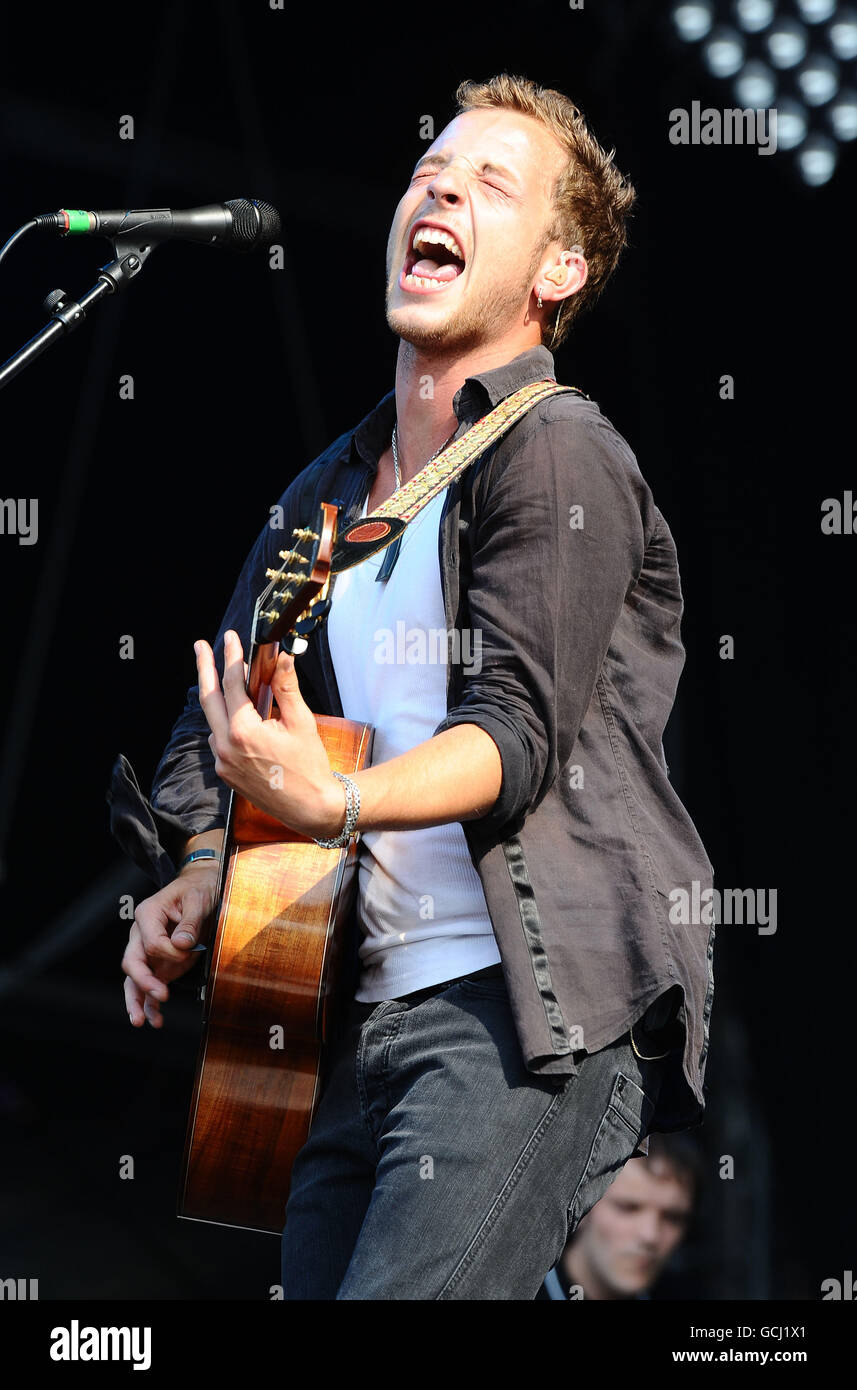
[{"x1": 560, "y1": 1133, "x2": 704, "y2": 1299}]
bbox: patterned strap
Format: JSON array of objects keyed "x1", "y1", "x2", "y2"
[{"x1": 331, "y1": 378, "x2": 585, "y2": 573}]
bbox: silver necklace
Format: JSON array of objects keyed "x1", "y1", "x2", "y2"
[
  {"x1": 377, "y1": 423, "x2": 456, "y2": 582},
  {"x1": 391, "y1": 423, "x2": 456, "y2": 492}
]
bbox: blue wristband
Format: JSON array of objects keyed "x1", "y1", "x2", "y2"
[{"x1": 181, "y1": 848, "x2": 221, "y2": 868}]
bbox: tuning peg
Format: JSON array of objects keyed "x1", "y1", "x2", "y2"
[
  {"x1": 292, "y1": 527, "x2": 319, "y2": 541},
  {"x1": 273, "y1": 589, "x2": 295, "y2": 603},
  {"x1": 259, "y1": 609, "x2": 281, "y2": 623},
  {"x1": 265, "y1": 569, "x2": 304, "y2": 586}
]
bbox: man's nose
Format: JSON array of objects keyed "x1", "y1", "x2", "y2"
[
  {"x1": 633, "y1": 1212, "x2": 661, "y2": 1249},
  {"x1": 425, "y1": 163, "x2": 469, "y2": 206}
]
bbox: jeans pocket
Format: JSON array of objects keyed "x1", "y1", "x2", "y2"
[{"x1": 565, "y1": 1070, "x2": 656, "y2": 1235}]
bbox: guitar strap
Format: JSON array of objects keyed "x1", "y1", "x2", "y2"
[{"x1": 329, "y1": 377, "x2": 587, "y2": 573}]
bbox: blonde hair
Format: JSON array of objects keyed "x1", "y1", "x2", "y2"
[{"x1": 455, "y1": 74, "x2": 636, "y2": 348}]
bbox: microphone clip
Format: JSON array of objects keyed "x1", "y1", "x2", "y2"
[{"x1": 97, "y1": 233, "x2": 160, "y2": 293}]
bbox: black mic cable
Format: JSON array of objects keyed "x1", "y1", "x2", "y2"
[{"x1": 0, "y1": 219, "x2": 40, "y2": 272}]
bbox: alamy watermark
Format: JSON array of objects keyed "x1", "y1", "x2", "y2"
[
  {"x1": 50, "y1": 1321, "x2": 151, "y2": 1370},
  {"x1": 669, "y1": 102, "x2": 777, "y2": 156},
  {"x1": 821, "y1": 491, "x2": 857, "y2": 534},
  {"x1": 668, "y1": 882, "x2": 777, "y2": 934},
  {"x1": 374, "y1": 622, "x2": 482, "y2": 675},
  {"x1": 1, "y1": 498, "x2": 38, "y2": 545},
  {"x1": 0, "y1": 1276, "x2": 38, "y2": 1299}
]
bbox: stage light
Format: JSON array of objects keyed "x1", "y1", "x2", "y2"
[
  {"x1": 773, "y1": 97, "x2": 810, "y2": 148},
  {"x1": 765, "y1": 18, "x2": 810, "y2": 67},
  {"x1": 828, "y1": 88, "x2": 857, "y2": 138},
  {"x1": 795, "y1": 0, "x2": 837, "y2": 22},
  {"x1": 828, "y1": 8, "x2": 857, "y2": 59},
  {"x1": 672, "y1": 0, "x2": 854, "y2": 183},
  {"x1": 733, "y1": 0, "x2": 776, "y2": 33},
  {"x1": 703, "y1": 25, "x2": 747, "y2": 76},
  {"x1": 796, "y1": 51, "x2": 840, "y2": 104},
  {"x1": 734, "y1": 59, "x2": 778, "y2": 105},
  {"x1": 796, "y1": 132, "x2": 838, "y2": 182},
  {"x1": 672, "y1": 2, "x2": 715, "y2": 42}
]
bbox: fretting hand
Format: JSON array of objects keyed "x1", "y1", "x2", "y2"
[{"x1": 195, "y1": 630, "x2": 346, "y2": 841}]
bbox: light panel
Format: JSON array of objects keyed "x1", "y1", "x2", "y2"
[{"x1": 672, "y1": 0, "x2": 856, "y2": 181}]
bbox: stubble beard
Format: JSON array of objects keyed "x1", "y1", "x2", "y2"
[{"x1": 384, "y1": 247, "x2": 545, "y2": 356}]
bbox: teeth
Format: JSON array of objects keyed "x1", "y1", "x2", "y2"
[
  {"x1": 403, "y1": 272, "x2": 452, "y2": 290},
  {"x1": 411, "y1": 226, "x2": 465, "y2": 260}
]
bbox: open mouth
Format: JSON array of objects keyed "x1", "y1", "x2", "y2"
[{"x1": 401, "y1": 224, "x2": 466, "y2": 292}]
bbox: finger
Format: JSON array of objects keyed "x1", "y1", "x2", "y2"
[
  {"x1": 170, "y1": 885, "x2": 212, "y2": 947},
  {"x1": 143, "y1": 992, "x2": 164, "y2": 1028},
  {"x1": 220, "y1": 630, "x2": 255, "y2": 720},
  {"x1": 194, "y1": 638, "x2": 231, "y2": 745},
  {"x1": 122, "y1": 934, "x2": 170, "y2": 999},
  {"x1": 124, "y1": 975, "x2": 147, "y2": 1028},
  {"x1": 271, "y1": 649, "x2": 311, "y2": 721},
  {"x1": 135, "y1": 899, "x2": 191, "y2": 963}
]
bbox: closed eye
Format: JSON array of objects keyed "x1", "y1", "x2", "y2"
[{"x1": 410, "y1": 167, "x2": 512, "y2": 191}]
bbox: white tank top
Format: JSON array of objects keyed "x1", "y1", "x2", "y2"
[{"x1": 326, "y1": 488, "x2": 501, "y2": 1000}]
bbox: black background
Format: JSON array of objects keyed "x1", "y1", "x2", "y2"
[{"x1": 0, "y1": 0, "x2": 851, "y2": 1301}]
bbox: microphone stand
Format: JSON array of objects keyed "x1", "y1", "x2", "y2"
[{"x1": 0, "y1": 235, "x2": 158, "y2": 392}]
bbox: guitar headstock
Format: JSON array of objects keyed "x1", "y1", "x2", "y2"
[{"x1": 253, "y1": 501, "x2": 339, "y2": 653}]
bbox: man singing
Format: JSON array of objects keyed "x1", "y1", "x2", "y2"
[{"x1": 114, "y1": 73, "x2": 715, "y2": 1300}]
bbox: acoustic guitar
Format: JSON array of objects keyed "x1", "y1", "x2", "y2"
[{"x1": 177, "y1": 501, "x2": 374, "y2": 1234}]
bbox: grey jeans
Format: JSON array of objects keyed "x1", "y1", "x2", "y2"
[{"x1": 280, "y1": 965, "x2": 667, "y2": 1299}]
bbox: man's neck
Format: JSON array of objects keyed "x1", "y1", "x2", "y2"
[
  {"x1": 562, "y1": 1243, "x2": 619, "y2": 1301},
  {"x1": 391, "y1": 331, "x2": 541, "y2": 483}
]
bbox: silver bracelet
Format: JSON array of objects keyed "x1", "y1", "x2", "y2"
[{"x1": 313, "y1": 771, "x2": 361, "y2": 849}]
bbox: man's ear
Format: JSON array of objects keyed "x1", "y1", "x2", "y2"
[{"x1": 541, "y1": 248, "x2": 588, "y2": 304}]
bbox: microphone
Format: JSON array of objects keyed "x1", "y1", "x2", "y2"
[{"x1": 32, "y1": 199, "x2": 281, "y2": 251}]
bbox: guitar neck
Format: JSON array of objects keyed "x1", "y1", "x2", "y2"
[{"x1": 244, "y1": 592, "x2": 285, "y2": 717}]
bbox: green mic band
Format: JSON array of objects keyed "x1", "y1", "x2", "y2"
[{"x1": 62, "y1": 209, "x2": 92, "y2": 234}]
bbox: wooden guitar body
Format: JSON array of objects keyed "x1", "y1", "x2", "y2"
[{"x1": 177, "y1": 713, "x2": 373, "y2": 1234}]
